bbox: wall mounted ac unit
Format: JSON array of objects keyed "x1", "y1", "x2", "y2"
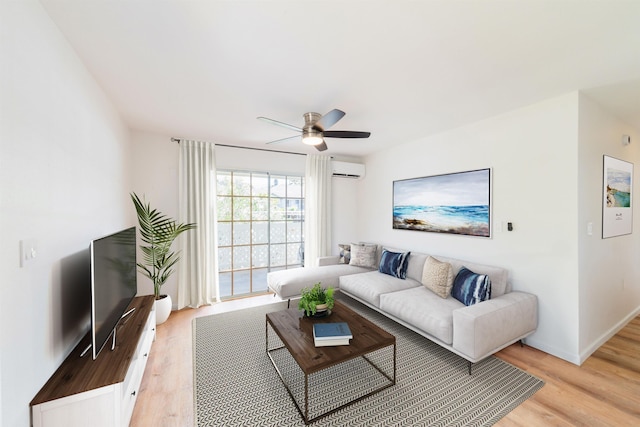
[{"x1": 332, "y1": 161, "x2": 365, "y2": 179}]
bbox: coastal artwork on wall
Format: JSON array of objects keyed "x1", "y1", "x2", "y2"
[
  {"x1": 393, "y1": 168, "x2": 491, "y2": 237},
  {"x1": 602, "y1": 155, "x2": 633, "y2": 238}
]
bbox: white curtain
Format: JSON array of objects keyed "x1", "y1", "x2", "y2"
[
  {"x1": 177, "y1": 140, "x2": 219, "y2": 308},
  {"x1": 304, "y1": 155, "x2": 332, "y2": 267}
]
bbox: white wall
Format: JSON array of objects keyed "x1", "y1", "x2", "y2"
[
  {"x1": 131, "y1": 133, "x2": 359, "y2": 303},
  {"x1": 358, "y1": 93, "x2": 583, "y2": 363},
  {"x1": 577, "y1": 94, "x2": 640, "y2": 362},
  {"x1": 330, "y1": 177, "x2": 362, "y2": 251},
  {"x1": 130, "y1": 131, "x2": 181, "y2": 298},
  {"x1": 0, "y1": 2, "x2": 132, "y2": 426}
]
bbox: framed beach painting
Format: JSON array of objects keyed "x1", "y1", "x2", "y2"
[
  {"x1": 393, "y1": 168, "x2": 491, "y2": 237},
  {"x1": 602, "y1": 155, "x2": 633, "y2": 239}
]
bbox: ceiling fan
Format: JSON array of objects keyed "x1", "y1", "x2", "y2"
[{"x1": 257, "y1": 109, "x2": 371, "y2": 152}]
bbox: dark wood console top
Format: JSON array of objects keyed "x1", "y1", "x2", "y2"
[{"x1": 30, "y1": 295, "x2": 155, "y2": 405}]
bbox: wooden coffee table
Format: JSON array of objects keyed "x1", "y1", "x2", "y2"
[{"x1": 266, "y1": 300, "x2": 396, "y2": 424}]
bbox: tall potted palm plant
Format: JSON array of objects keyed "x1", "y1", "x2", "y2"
[{"x1": 131, "y1": 193, "x2": 195, "y2": 324}]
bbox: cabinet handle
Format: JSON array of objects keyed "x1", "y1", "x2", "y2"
[
  {"x1": 131, "y1": 390, "x2": 136, "y2": 397},
  {"x1": 144, "y1": 353, "x2": 148, "y2": 357}
]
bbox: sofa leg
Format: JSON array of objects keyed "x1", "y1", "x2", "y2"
[
  {"x1": 468, "y1": 361, "x2": 473, "y2": 375},
  {"x1": 519, "y1": 339, "x2": 524, "y2": 348},
  {"x1": 287, "y1": 299, "x2": 291, "y2": 309}
]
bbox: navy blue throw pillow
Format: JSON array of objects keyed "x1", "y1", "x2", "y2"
[
  {"x1": 378, "y1": 250, "x2": 411, "y2": 279},
  {"x1": 452, "y1": 267, "x2": 492, "y2": 306}
]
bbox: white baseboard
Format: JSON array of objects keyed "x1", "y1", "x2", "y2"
[
  {"x1": 578, "y1": 305, "x2": 640, "y2": 365},
  {"x1": 524, "y1": 337, "x2": 581, "y2": 365},
  {"x1": 524, "y1": 305, "x2": 640, "y2": 366}
]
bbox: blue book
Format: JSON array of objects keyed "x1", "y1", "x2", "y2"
[{"x1": 313, "y1": 322, "x2": 352, "y2": 340}]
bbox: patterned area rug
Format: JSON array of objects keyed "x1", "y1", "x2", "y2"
[{"x1": 193, "y1": 295, "x2": 543, "y2": 426}]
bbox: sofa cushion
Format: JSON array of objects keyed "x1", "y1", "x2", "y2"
[
  {"x1": 379, "y1": 287, "x2": 464, "y2": 345},
  {"x1": 404, "y1": 252, "x2": 427, "y2": 283},
  {"x1": 378, "y1": 249, "x2": 411, "y2": 279},
  {"x1": 451, "y1": 267, "x2": 492, "y2": 306},
  {"x1": 339, "y1": 270, "x2": 421, "y2": 308},
  {"x1": 338, "y1": 244, "x2": 351, "y2": 264},
  {"x1": 421, "y1": 256, "x2": 454, "y2": 298},
  {"x1": 349, "y1": 243, "x2": 378, "y2": 268}
]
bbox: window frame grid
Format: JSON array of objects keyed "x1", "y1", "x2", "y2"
[{"x1": 217, "y1": 170, "x2": 304, "y2": 300}]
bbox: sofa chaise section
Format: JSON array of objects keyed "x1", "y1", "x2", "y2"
[{"x1": 266, "y1": 256, "x2": 372, "y2": 300}]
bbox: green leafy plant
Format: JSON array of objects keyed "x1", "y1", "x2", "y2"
[
  {"x1": 298, "y1": 283, "x2": 335, "y2": 316},
  {"x1": 131, "y1": 192, "x2": 196, "y2": 299}
]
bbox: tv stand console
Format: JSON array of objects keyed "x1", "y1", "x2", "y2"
[{"x1": 30, "y1": 295, "x2": 156, "y2": 427}]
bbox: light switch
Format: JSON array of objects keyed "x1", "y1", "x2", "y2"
[{"x1": 20, "y1": 239, "x2": 38, "y2": 267}]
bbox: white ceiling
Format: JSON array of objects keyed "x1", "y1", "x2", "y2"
[{"x1": 39, "y1": 0, "x2": 640, "y2": 158}]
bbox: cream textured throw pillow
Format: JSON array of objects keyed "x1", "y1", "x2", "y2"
[
  {"x1": 421, "y1": 256, "x2": 454, "y2": 298},
  {"x1": 349, "y1": 243, "x2": 378, "y2": 268}
]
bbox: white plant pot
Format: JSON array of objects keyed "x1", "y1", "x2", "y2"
[{"x1": 155, "y1": 294, "x2": 172, "y2": 325}]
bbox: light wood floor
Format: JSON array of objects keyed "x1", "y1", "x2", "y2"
[{"x1": 130, "y1": 297, "x2": 640, "y2": 426}]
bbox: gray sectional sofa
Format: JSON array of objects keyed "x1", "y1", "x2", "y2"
[{"x1": 266, "y1": 245, "x2": 538, "y2": 369}]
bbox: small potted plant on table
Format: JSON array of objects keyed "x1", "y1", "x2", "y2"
[{"x1": 298, "y1": 283, "x2": 335, "y2": 317}]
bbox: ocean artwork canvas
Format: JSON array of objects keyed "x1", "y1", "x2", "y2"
[
  {"x1": 393, "y1": 168, "x2": 491, "y2": 237},
  {"x1": 603, "y1": 155, "x2": 633, "y2": 238},
  {"x1": 605, "y1": 168, "x2": 631, "y2": 208}
]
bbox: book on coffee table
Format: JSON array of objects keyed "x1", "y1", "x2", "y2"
[{"x1": 313, "y1": 322, "x2": 352, "y2": 347}]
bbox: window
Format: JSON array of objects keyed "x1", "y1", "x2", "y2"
[{"x1": 216, "y1": 171, "x2": 304, "y2": 299}]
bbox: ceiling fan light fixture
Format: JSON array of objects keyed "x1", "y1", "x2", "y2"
[
  {"x1": 302, "y1": 136, "x2": 323, "y2": 146},
  {"x1": 302, "y1": 129, "x2": 323, "y2": 146},
  {"x1": 260, "y1": 108, "x2": 370, "y2": 150}
]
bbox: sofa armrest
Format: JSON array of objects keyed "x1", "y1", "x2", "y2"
[
  {"x1": 452, "y1": 291, "x2": 537, "y2": 361},
  {"x1": 318, "y1": 256, "x2": 340, "y2": 266}
]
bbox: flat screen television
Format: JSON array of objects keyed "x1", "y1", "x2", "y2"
[{"x1": 89, "y1": 226, "x2": 137, "y2": 360}]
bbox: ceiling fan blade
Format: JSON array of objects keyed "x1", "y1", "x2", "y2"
[
  {"x1": 314, "y1": 141, "x2": 328, "y2": 152},
  {"x1": 266, "y1": 135, "x2": 300, "y2": 145},
  {"x1": 323, "y1": 130, "x2": 371, "y2": 139},
  {"x1": 257, "y1": 116, "x2": 302, "y2": 133},
  {"x1": 316, "y1": 109, "x2": 345, "y2": 130}
]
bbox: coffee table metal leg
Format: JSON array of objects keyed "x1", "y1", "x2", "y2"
[
  {"x1": 394, "y1": 343, "x2": 397, "y2": 384},
  {"x1": 266, "y1": 320, "x2": 308, "y2": 423},
  {"x1": 266, "y1": 317, "x2": 396, "y2": 425},
  {"x1": 304, "y1": 374, "x2": 309, "y2": 424}
]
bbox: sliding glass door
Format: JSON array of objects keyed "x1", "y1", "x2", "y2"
[{"x1": 216, "y1": 171, "x2": 304, "y2": 299}]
